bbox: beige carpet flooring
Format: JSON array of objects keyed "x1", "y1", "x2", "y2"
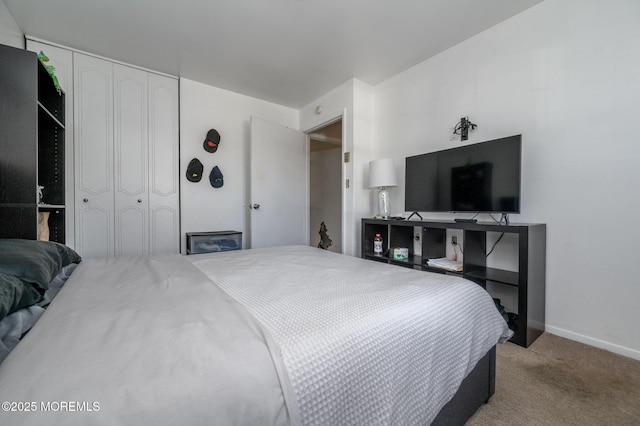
[{"x1": 466, "y1": 333, "x2": 640, "y2": 426}]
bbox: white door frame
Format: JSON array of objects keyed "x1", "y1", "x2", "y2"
[{"x1": 303, "y1": 110, "x2": 347, "y2": 254}]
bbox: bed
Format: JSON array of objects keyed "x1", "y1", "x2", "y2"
[{"x1": 0, "y1": 241, "x2": 512, "y2": 425}]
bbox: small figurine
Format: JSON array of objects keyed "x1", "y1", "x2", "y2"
[
  {"x1": 317, "y1": 222, "x2": 333, "y2": 250},
  {"x1": 37, "y1": 185, "x2": 44, "y2": 204}
]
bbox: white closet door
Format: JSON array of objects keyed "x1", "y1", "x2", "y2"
[
  {"x1": 74, "y1": 54, "x2": 114, "y2": 259},
  {"x1": 114, "y1": 64, "x2": 149, "y2": 257},
  {"x1": 148, "y1": 74, "x2": 180, "y2": 255}
]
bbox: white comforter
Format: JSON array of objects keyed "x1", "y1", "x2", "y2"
[
  {"x1": 0, "y1": 245, "x2": 512, "y2": 425},
  {"x1": 0, "y1": 254, "x2": 290, "y2": 426},
  {"x1": 190, "y1": 246, "x2": 512, "y2": 425}
]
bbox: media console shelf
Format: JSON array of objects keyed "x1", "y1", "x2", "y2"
[{"x1": 361, "y1": 218, "x2": 546, "y2": 347}]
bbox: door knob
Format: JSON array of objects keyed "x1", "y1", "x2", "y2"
[
  {"x1": 137, "y1": 199, "x2": 142, "y2": 203},
  {"x1": 83, "y1": 198, "x2": 88, "y2": 202},
  {"x1": 252, "y1": 203, "x2": 260, "y2": 209}
]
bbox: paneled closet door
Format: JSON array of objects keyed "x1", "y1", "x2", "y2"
[
  {"x1": 74, "y1": 54, "x2": 114, "y2": 258},
  {"x1": 148, "y1": 74, "x2": 180, "y2": 255},
  {"x1": 114, "y1": 64, "x2": 149, "y2": 257}
]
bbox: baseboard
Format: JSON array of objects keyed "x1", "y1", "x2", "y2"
[{"x1": 545, "y1": 326, "x2": 640, "y2": 361}]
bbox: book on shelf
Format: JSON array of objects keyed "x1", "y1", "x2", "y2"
[{"x1": 426, "y1": 257, "x2": 463, "y2": 272}]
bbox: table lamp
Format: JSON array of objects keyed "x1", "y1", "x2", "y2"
[{"x1": 369, "y1": 158, "x2": 397, "y2": 219}]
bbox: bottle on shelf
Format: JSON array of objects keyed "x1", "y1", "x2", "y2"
[{"x1": 374, "y1": 233, "x2": 383, "y2": 256}]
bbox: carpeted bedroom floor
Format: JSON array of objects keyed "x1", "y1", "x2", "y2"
[{"x1": 467, "y1": 333, "x2": 640, "y2": 426}]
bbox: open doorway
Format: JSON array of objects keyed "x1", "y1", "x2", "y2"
[{"x1": 308, "y1": 119, "x2": 342, "y2": 253}]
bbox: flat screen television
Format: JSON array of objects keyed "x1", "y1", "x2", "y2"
[{"x1": 404, "y1": 135, "x2": 521, "y2": 214}]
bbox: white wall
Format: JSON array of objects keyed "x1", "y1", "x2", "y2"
[
  {"x1": 372, "y1": 0, "x2": 640, "y2": 359},
  {"x1": 180, "y1": 78, "x2": 299, "y2": 252},
  {"x1": 351, "y1": 79, "x2": 376, "y2": 254},
  {"x1": 300, "y1": 78, "x2": 375, "y2": 257},
  {"x1": 0, "y1": 0, "x2": 22, "y2": 48}
]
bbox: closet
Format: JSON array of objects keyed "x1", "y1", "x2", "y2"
[
  {"x1": 74, "y1": 54, "x2": 179, "y2": 258},
  {"x1": 26, "y1": 40, "x2": 179, "y2": 258}
]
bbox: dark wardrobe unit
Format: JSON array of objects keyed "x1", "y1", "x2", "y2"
[{"x1": 0, "y1": 43, "x2": 65, "y2": 243}]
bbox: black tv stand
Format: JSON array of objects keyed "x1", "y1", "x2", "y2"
[
  {"x1": 407, "y1": 211, "x2": 423, "y2": 220},
  {"x1": 454, "y1": 218, "x2": 477, "y2": 223},
  {"x1": 361, "y1": 218, "x2": 546, "y2": 348}
]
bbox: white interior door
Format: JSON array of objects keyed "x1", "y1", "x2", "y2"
[
  {"x1": 114, "y1": 64, "x2": 148, "y2": 257},
  {"x1": 74, "y1": 53, "x2": 114, "y2": 259},
  {"x1": 250, "y1": 116, "x2": 308, "y2": 248},
  {"x1": 148, "y1": 73, "x2": 180, "y2": 255}
]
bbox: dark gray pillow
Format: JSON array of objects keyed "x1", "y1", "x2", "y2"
[
  {"x1": 0, "y1": 272, "x2": 43, "y2": 321},
  {"x1": 0, "y1": 239, "x2": 81, "y2": 290}
]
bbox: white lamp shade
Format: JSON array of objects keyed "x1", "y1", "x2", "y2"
[{"x1": 368, "y1": 159, "x2": 397, "y2": 188}]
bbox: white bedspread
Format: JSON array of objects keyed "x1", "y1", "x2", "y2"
[
  {"x1": 0, "y1": 245, "x2": 511, "y2": 426},
  {"x1": 189, "y1": 245, "x2": 512, "y2": 425}
]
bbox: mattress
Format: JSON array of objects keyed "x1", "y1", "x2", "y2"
[{"x1": 0, "y1": 245, "x2": 511, "y2": 425}]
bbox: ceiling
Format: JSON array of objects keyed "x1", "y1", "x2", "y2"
[{"x1": 5, "y1": 0, "x2": 544, "y2": 109}]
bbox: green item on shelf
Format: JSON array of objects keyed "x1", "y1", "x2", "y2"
[{"x1": 37, "y1": 51, "x2": 61, "y2": 94}]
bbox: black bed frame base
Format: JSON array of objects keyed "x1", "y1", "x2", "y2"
[{"x1": 431, "y1": 345, "x2": 496, "y2": 426}]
